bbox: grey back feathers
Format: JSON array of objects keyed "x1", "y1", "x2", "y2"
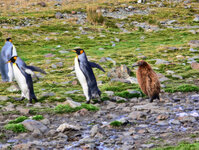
[
  {"x1": 0, "y1": 41, "x2": 17, "y2": 82},
  {"x1": 78, "y1": 52, "x2": 103, "y2": 99}
]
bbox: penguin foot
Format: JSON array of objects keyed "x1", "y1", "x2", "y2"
[
  {"x1": 149, "y1": 98, "x2": 153, "y2": 103},
  {"x1": 86, "y1": 100, "x2": 90, "y2": 104}
]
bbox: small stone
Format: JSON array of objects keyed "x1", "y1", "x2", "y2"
[
  {"x1": 115, "y1": 38, "x2": 120, "y2": 42},
  {"x1": 193, "y1": 16, "x2": 199, "y2": 22},
  {"x1": 90, "y1": 124, "x2": 99, "y2": 137},
  {"x1": 12, "y1": 143, "x2": 32, "y2": 150},
  {"x1": 74, "y1": 108, "x2": 89, "y2": 117},
  {"x1": 170, "y1": 119, "x2": 180, "y2": 125},
  {"x1": 167, "y1": 20, "x2": 176, "y2": 25},
  {"x1": 65, "y1": 90, "x2": 80, "y2": 94},
  {"x1": 157, "y1": 121, "x2": 169, "y2": 126},
  {"x1": 178, "y1": 116, "x2": 196, "y2": 123},
  {"x1": 191, "y1": 62, "x2": 199, "y2": 70},
  {"x1": 75, "y1": 36, "x2": 80, "y2": 39},
  {"x1": 62, "y1": 99, "x2": 81, "y2": 108},
  {"x1": 22, "y1": 119, "x2": 48, "y2": 133},
  {"x1": 172, "y1": 75, "x2": 183, "y2": 79},
  {"x1": 57, "y1": 123, "x2": 82, "y2": 132},
  {"x1": 88, "y1": 36, "x2": 94, "y2": 39},
  {"x1": 71, "y1": 11, "x2": 76, "y2": 14},
  {"x1": 106, "y1": 57, "x2": 116, "y2": 65},
  {"x1": 189, "y1": 30, "x2": 197, "y2": 34},
  {"x1": 111, "y1": 96, "x2": 127, "y2": 102},
  {"x1": 104, "y1": 91, "x2": 114, "y2": 97},
  {"x1": 79, "y1": 137, "x2": 95, "y2": 144},
  {"x1": 0, "y1": 95, "x2": 8, "y2": 101},
  {"x1": 188, "y1": 40, "x2": 199, "y2": 48},
  {"x1": 7, "y1": 85, "x2": 20, "y2": 92},
  {"x1": 16, "y1": 106, "x2": 29, "y2": 115},
  {"x1": 128, "y1": 111, "x2": 146, "y2": 120},
  {"x1": 44, "y1": 53, "x2": 55, "y2": 58},
  {"x1": 190, "y1": 48, "x2": 198, "y2": 52},
  {"x1": 141, "y1": 143, "x2": 154, "y2": 148},
  {"x1": 55, "y1": 12, "x2": 63, "y2": 19},
  {"x1": 42, "y1": 92, "x2": 55, "y2": 97},
  {"x1": 40, "y1": 118, "x2": 50, "y2": 125},
  {"x1": 155, "y1": 59, "x2": 170, "y2": 65},
  {"x1": 4, "y1": 103, "x2": 15, "y2": 111},
  {"x1": 157, "y1": 114, "x2": 168, "y2": 120},
  {"x1": 56, "y1": 62, "x2": 63, "y2": 67},
  {"x1": 99, "y1": 57, "x2": 107, "y2": 63},
  {"x1": 72, "y1": 80, "x2": 78, "y2": 85},
  {"x1": 98, "y1": 48, "x2": 105, "y2": 51},
  {"x1": 190, "y1": 94, "x2": 199, "y2": 102},
  {"x1": 51, "y1": 64, "x2": 57, "y2": 69}
]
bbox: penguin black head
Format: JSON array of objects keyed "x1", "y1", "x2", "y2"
[
  {"x1": 6, "y1": 38, "x2": 12, "y2": 42},
  {"x1": 72, "y1": 48, "x2": 84, "y2": 55},
  {"x1": 8, "y1": 56, "x2": 17, "y2": 63}
]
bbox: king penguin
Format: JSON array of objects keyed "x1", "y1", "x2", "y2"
[
  {"x1": 0, "y1": 38, "x2": 17, "y2": 82},
  {"x1": 8, "y1": 56, "x2": 46, "y2": 103},
  {"x1": 72, "y1": 48, "x2": 105, "y2": 103},
  {"x1": 132, "y1": 60, "x2": 160, "y2": 102}
]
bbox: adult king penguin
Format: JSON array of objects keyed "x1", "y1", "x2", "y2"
[
  {"x1": 133, "y1": 60, "x2": 160, "y2": 103},
  {"x1": 72, "y1": 48, "x2": 105, "y2": 103},
  {"x1": 0, "y1": 38, "x2": 17, "y2": 82},
  {"x1": 8, "y1": 56, "x2": 46, "y2": 103}
]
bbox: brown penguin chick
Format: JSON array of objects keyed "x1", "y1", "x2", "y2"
[{"x1": 133, "y1": 60, "x2": 160, "y2": 102}]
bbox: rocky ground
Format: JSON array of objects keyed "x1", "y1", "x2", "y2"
[{"x1": 1, "y1": 92, "x2": 199, "y2": 149}]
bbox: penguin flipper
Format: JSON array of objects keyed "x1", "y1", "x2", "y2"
[
  {"x1": 89, "y1": 61, "x2": 105, "y2": 72},
  {"x1": 26, "y1": 66, "x2": 47, "y2": 74}
]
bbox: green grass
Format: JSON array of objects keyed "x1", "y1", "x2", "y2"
[
  {"x1": 115, "y1": 91, "x2": 142, "y2": 98},
  {"x1": 154, "y1": 142, "x2": 199, "y2": 150},
  {"x1": 110, "y1": 121, "x2": 123, "y2": 127},
  {"x1": 32, "y1": 115, "x2": 44, "y2": 120},
  {"x1": 8, "y1": 116, "x2": 28, "y2": 124},
  {"x1": 165, "y1": 84, "x2": 199, "y2": 93},
  {"x1": 4, "y1": 124, "x2": 27, "y2": 133},
  {"x1": 54, "y1": 103, "x2": 99, "y2": 114}
]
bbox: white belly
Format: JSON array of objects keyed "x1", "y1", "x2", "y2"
[
  {"x1": 74, "y1": 57, "x2": 89, "y2": 100},
  {"x1": 13, "y1": 63, "x2": 30, "y2": 99}
]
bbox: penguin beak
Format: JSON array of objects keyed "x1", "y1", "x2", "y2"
[
  {"x1": 6, "y1": 60, "x2": 11, "y2": 64},
  {"x1": 69, "y1": 49, "x2": 76, "y2": 53},
  {"x1": 132, "y1": 64, "x2": 139, "y2": 68}
]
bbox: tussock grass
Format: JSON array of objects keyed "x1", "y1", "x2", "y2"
[{"x1": 87, "y1": 5, "x2": 104, "y2": 25}]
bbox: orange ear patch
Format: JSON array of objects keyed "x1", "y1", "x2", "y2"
[{"x1": 80, "y1": 50, "x2": 84, "y2": 54}]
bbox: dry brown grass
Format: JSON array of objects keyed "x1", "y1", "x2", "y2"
[
  {"x1": 0, "y1": 0, "x2": 135, "y2": 15},
  {"x1": 86, "y1": 5, "x2": 104, "y2": 25}
]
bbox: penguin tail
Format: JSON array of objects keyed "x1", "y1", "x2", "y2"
[{"x1": 26, "y1": 66, "x2": 47, "y2": 74}]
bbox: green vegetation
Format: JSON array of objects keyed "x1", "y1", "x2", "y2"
[
  {"x1": 8, "y1": 116, "x2": 28, "y2": 124},
  {"x1": 110, "y1": 121, "x2": 123, "y2": 127},
  {"x1": 154, "y1": 142, "x2": 199, "y2": 150},
  {"x1": 54, "y1": 103, "x2": 99, "y2": 114},
  {"x1": 32, "y1": 115, "x2": 44, "y2": 120},
  {"x1": 165, "y1": 84, "x2": 199, "y2": 93},
  {"x1": 115, "y1": 91, "x2": 141, "y2": 98},
  {"x1": 4, "y1": 124, "x2": 26, "y2": 133}
]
